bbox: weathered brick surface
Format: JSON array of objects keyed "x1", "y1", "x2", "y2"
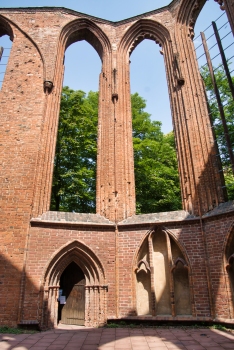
[
  {"x1": 23, "y1": 224, "x2": 116, "y2": 322},
  {"x1": 0, "y1": 0, "x2": 234, "y2": 328}
]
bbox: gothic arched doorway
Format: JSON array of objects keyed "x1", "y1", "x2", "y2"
[
  {"x1": 41, "y1": 240, "x2": 107, "y2": 328},
  {"x1": 58, "y1": 262, "x2": 85, "y2": 325}
]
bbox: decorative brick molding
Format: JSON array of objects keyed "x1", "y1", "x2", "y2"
[{"x1": 40, "y1": 240, "x2": 106, "y2": 328}]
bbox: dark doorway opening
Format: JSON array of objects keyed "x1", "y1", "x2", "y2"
[{"x1": 58, "y1": 262, "x2": 85, "y2": 325}]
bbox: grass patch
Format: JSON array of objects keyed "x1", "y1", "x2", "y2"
[
  {"x1": 0, "y1": 326, "x2": 37, "y2": 334},
  {"x1": 106, "y1": 323, "x2": 122, "y2": 328},
  {"x1": 211, "y1": 324, "x2": 227, "y2": 331}
]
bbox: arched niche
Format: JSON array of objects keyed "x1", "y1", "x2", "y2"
[
  {"x1": 135, "y1": 228, "x2": 192, "y2": 317},
  {"x1": 40, "y1": 240, "x2": 107, "y2": 328},
  {"x1": 172, "y1": 258, "x2": 191, "y2": 315},
  {"x1": 135, "y1": 239, "x2": 151, "y2": 316}
]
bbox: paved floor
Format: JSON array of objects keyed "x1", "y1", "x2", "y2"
[{"x1": 0, "y1": 325, "x2": 234, "y2": 350}]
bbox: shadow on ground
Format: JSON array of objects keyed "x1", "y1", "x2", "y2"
[{"x1": 1, "y1": 324, "x2": 234, "y2": 350}]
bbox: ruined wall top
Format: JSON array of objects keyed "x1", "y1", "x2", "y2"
[{"x1": 0, "y1": 0, "x2": 181, "y2": 26}]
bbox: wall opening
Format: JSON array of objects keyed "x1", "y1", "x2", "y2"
[
  {"x1": 130, "y1": 39, "x2": 181, "y2": 214},
  {"x1": 58, "y1": 262, "x2": 85, "y2": 326},
  {"x1": 0, "y1": 34, "x2": 12, "y2": 89},
  {"x1": 50, "y1": 40, "x2": 101, "y2": 213},
  {"x1": 194, "y1": 1, "x2": 234, "y2": 200}
]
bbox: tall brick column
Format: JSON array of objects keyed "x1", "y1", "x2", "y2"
[
  {"x1": 96, "y1": 53, "x2": 136, "y2": 222},
  {"x1": 173, "y1": 0, "x2": 228, "y2": 215},
  {"x1": 111, "y1": 54, "x2": 136, "y2": 222},
  {"x1": 223, "y1": 1, "x2": 234, "y2": 35}
]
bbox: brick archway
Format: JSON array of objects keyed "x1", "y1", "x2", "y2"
[
  {"x1": 119, "y1": 18, "x2": 171, "y2": 53},
  {"x1": 177, "y1": 0, "x2": 234, "y2": 39},
  {"x1": 0, "y1": 14, "x2": 13, "y2": 39},
  {"x1": 60, "y1": 18, "x2": 111, "y2": 59},
  {"x1": 40, "y1": 240, "x2": 107, "y2": 328},
  {"x1": 32, "y1": 18, "x2": 114, "y2": 219}
]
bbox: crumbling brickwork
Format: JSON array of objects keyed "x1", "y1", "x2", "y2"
[{"x1": 0, "y1": 0, "x2": 234, "y2": 328}]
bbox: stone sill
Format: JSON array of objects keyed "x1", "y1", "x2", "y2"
[{"x1": 31, "y1": 218, "x2": 115, "y2": 229}]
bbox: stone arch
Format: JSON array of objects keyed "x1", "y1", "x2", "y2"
[
  {"x1": 134, "y1": 227, "x2": 193, "y2": 317},
  {"x1": 177, "y1": 0, "x2": 206, "y2": 28},
  {"x1": 177, "y1": 0, "x2": 227, "y2": 39},
  {"x1": 33, "y1": 17, "x2": 113, "y2": 217},
  {"x1": 40, "y1": 240, "x2": 107, "y2": 328},
  {"x1": 172, "y1": 257, "x2": 188, "y2": 270},
  {"x1": 116, "y1": 20, "x2": 176, "y2": 221},
  {"x1": 0, "y1": 14, "x2": 46, "y2": 80},
  {"x1": 43, "y1": 240, "x2": 105, "y2": 286},
  {"x1": 0, "y1": 15, "x2": 14, "y2": 40},
  {"x1": 133, "y1": 230, "x2": 152, "y2": 267},
  {"x1": 0, "y1": 15, "x2": 14, "y2": 90},
  {"x1": 60, "y1": 18, "x2": 111, "y2": 61},
  {"x1": 118, "y1": 18, "x2": 171, "y2": 56}
]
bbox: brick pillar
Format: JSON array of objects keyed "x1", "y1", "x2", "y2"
[
  {"x1": 222, "y1": 1, "x2": 234, "y2": 35},
  {"x1": 172, "y1": 24, "x2": 226, "y2": 215},
  {"x1": 114, "y1": 55, "x2": 136, "y2": 222},
  {"x1": 96, "y1": 54, "x2": 116, "y2": 221},
  {"x1": 96, "y1": 51, "x2": 136, "y2": 222}
]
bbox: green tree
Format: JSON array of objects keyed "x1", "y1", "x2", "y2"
[
  {"x1": 50, "y1": 86, "x2": 98, "y2": 212},
  {"x1": 201, "y1": 65, "x2": 234, "y2": 199},
  {"x1": 51, "y1": 88, "x2": 182, "y2": 213},
  {"x1": 132, "y1": 93, "x2": 181, "y2": 214}
]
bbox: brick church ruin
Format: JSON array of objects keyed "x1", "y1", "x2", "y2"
[{"x1": 1, "y1": 0, "x2": 234, "y2": 328}]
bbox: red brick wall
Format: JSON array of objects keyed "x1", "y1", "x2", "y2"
[
  {"x1": 0, "y1": 23, "x2": 44, "y2": 326},
  {"x1": 21, "y1": 225, "x2": 116, "y2": 322},
  {"x1": 1, "y1": 1, "x2": 234, "y2": 327}
]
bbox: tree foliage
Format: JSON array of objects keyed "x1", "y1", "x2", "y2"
[
  {"x1": 50, "y1": 88, "x2": 182, "y2": 213},
  {"x1": 132, "y1": 93, "x2": 181, "y2": 213},
  {"x1": 201, "y1": 65, "x2": 234, "y2": 199},
  {"x1": 51, "y1": 87, "x2": 98, "y2": 212}
]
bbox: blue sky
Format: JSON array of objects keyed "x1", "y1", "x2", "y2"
[{"x1": 0, "y1": 1, "x2": 229, "y2": 133}]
